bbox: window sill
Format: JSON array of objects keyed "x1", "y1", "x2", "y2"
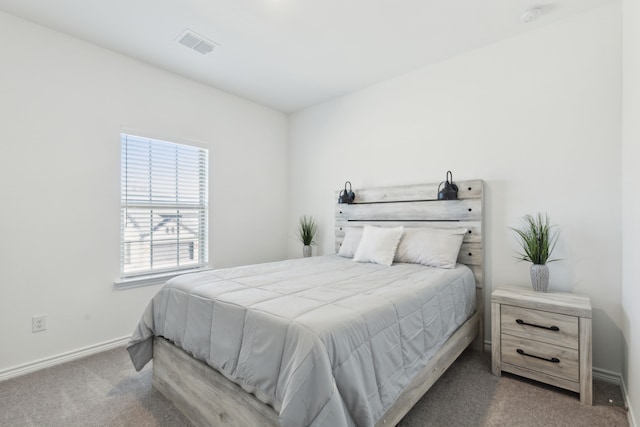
[{"x1": 114, "y1": 267, "x2": 212, "y2": 290}]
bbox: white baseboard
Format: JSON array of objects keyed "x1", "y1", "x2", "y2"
[
  {"x1": 0, "y1": 336, "x2": 131, "y2": 382},
  {"x1": 592, "y1": 367, "x2": 622, "y2": 385},
  {"x1": 621, "y1": 376, "x2": 638, "y2": 427}
]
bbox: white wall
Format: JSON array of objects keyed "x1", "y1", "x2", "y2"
[
  {"x1": 0, "y1": 11, "x2": 288, "y2": 372},
  {"x1": 288, "y1": 3, "x2": 622, "y2": 373},
  {"x1": 622, "y1": 0, "x2": 640, "y2": 422}
]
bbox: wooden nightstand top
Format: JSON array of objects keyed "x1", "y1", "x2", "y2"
[{"x1": 492, "y1": 286, "x2": 592, "y2": 319}]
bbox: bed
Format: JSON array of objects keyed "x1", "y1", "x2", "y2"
[{"x1": 127, "y1": 179, "x2": 484, "y2": 427}]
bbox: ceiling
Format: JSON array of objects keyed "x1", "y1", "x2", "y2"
[{"x1": 0, "y1": 0, "x2": 612, "y2": 113}]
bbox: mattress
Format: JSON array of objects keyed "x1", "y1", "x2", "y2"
[{"x1": 127, "y1": 255, "x2": 476, "y2": 427}]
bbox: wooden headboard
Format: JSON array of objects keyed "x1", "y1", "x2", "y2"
[{"x1": 335, "y1": 180, "x2": 484, "y2": 348}]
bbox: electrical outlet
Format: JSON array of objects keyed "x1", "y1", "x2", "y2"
[{"x1": 32, "y1": 315, "x2": 47, "y2": 333}]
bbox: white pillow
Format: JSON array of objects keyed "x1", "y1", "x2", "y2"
[
  {"x1": 338, "y1": 227, "x2": 363, "y2": 258},
  {"x1": 353, "y1": 225, "x2": 404, "y2": 266},
  {"x1": 394, "y1": 227, "x2": 467, "y2": 269}
]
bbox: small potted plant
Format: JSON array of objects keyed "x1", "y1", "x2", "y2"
[
  {"x1": 511, "y1": 213, "x2": 559, "y2": 292},
  {"x1": 297, "y1": 215, "x2": 318, "y2": 258}
]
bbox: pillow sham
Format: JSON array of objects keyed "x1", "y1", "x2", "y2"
[
  {"x1": 394, "y1": 227, "x2": 467, "y2": 269},
  {"x1": 353, "y1": 225, "x2": 404, "y2": 266},
  {"x1": 338, "y1": 227, "x2": 363, "y2": 258}
]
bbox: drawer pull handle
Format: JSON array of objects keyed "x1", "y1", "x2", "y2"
[
  {"x1": 517, "y1": 348, "x2": 560, "y2": 363},
  {"x1": 516, "y1": 319, "x2": 559, "y2": 331}
]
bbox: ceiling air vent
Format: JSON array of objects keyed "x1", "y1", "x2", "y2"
[{"x1": 177, "y1": 30, "x2": 218, "y2": 55}]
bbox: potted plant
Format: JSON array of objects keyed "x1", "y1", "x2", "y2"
[
  {"x1": 510, "y1": 213, "x2": 559, "y2": 292},
  {"x1": 297, "y1": 215, "x2": 318, "y2": 258}
]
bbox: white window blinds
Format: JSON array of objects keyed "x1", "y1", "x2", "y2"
[{"x1": 120, "y1": 134, "x2": 208, "y2": 277}]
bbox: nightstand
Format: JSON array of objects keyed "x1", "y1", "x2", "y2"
[{"x1": 491, "y1": 286, "x2": 592, "y2": 405}]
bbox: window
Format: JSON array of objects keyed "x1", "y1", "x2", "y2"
[{"x1": 120, "y1": 134, "x2": 208, "y2": 278}]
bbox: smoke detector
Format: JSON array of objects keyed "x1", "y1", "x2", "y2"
[
  {"x1": 520, "y1": 8, "x2": 542, "y2": 23},
  {"x1": 176, "y1": 29, "x2": 218, "y2": 55}
]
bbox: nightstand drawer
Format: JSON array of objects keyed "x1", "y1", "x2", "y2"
[
  {"x1": 501, "y1": 334, "x2": 579, "y2": 382},
  {"x1": 501, "y1": 304, "x2": 579, "y2": 350}
]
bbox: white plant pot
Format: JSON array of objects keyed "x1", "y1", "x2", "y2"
[
  {"x1": 530, "y1": 264, "x2": 549, "y2": 292},
  {"x1": 303, "y1": 245, "x2": 312, "y2": 258}
]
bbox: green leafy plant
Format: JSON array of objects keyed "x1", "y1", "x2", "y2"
[
  {"x1": 510, "y1": 213, "x2": 559, "y2": 265},
  {"x1": 297, "y1": 215, "x2": 318, "y2": 246}
]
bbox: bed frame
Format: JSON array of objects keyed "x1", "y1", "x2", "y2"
[{"x1": 152, "y1": 179, "x2": 484, "y2": 427}]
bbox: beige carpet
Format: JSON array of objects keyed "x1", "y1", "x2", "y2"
[
  {"x1": 398, "y1": 350, "x2": 628, "y2": 427},
  {"x1": 0, "y1": 347, "x2": 629, "y2": 427}
]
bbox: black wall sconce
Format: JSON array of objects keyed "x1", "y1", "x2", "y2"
[
  {"x1": 437, "y1": 171, "x2": 459, "y2": 200},
  {"x1": 338, "y1": 181, "x2": 356, "y2": 204}
]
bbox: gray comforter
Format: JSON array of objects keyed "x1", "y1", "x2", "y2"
[{"x1": 127, "y1": 255, "x2": 475, "y2": 427}]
